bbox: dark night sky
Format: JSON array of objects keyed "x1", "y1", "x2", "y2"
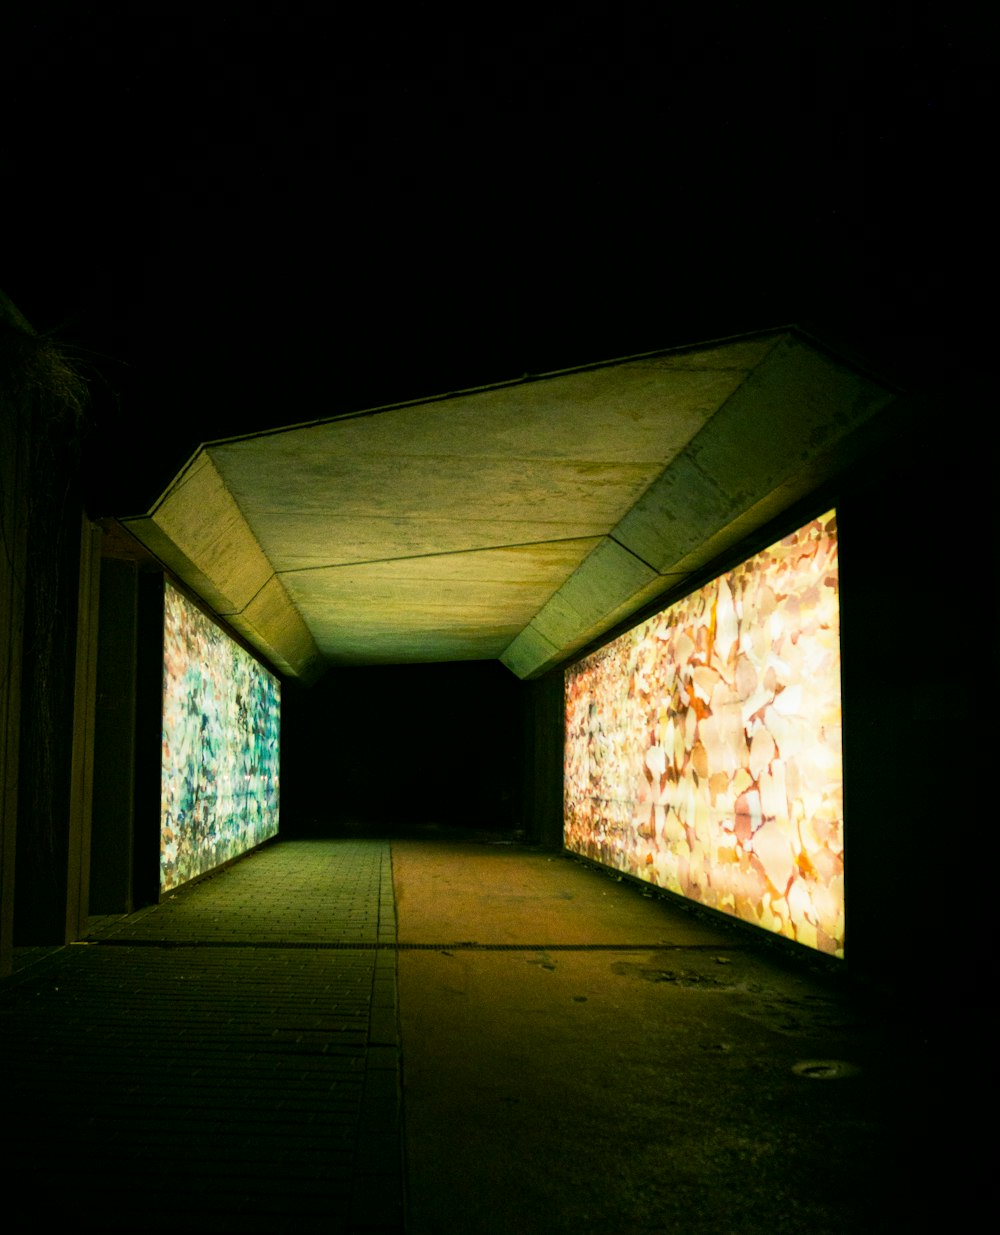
[{"x1": 3, "y1": 5, "x2": 992, "y2": 513}]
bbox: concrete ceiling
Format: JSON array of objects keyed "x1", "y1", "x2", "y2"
[{"x1": 122, "y1": 330, "x2": 896, "y2": 684}]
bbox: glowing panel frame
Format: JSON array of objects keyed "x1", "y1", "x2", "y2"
[
  {"x1": 564, "y1": 511, "x2": 844, "y2": 956},
  {"x1": 160, "y1": 581, "x2": 281, "y2": 892}
]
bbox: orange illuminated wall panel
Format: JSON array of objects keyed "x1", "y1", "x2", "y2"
[{"x1": 564, "y1": 511, "x2": 844, "y2": 956}]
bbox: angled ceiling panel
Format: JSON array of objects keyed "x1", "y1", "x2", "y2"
[
  {"x1": 121, "y1": 330, "x2": 897, "y2": 682},
  {"x1": 613, "y1": 333, "x2": 896, "y2": 574},
  {"x1": 282, "y1": 541, "x2": 602, "y2": 666}
]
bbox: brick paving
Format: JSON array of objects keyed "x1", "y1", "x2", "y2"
[{"x1": 0, "y1": 839, "x2": 401, "y2": 1234}]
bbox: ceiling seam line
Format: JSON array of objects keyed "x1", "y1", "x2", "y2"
[
  {"x1": 234, "y1": 571, "x2": 279, "y2": 615},
  {"x1": 271, "y1": 535, "x2": 604, "y2": 575},
  {"x1": 607, "y1": 534, "x2": 658, "y2": 574}
]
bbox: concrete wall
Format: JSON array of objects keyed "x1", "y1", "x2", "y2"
[
  {"x1": 89, "y1": 557, "x2": 139, "y2": 914},
  {"x1": 835, "y1": 390, "x2": 997, "y2": 1001},
  {"x1": 520, "y1": 671, "x2": 565, "y2": 848},
  {"x1": 13, "y1": 513, "x2": 99, "y2": 945}
]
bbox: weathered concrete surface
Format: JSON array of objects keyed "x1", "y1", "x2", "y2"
[
  {"x1": 122, "y1": 332, "x2": 896, "y2": 679},
  {"x1": 394, "y1": 841, "x2": 916, "y2": 1235},
  {"x1": 125, "y1": 454, "x2": 324, "y2": 682},
  {"x1": 392, "y1": 841, "x2": 728, "y2": 946},
  {"x1": 504, "y1": 335, "x2": 897, "y2": 678},
  {"x1": 283, "y1": 540, "x2": 603, "y2": 666}
]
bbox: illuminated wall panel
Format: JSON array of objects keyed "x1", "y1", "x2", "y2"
[
  {"x1": 564, "y1": 512, "x2": 843, "y2": 955},
  {"x1": 161, "y1": 582, "x2": 280, "y2": 892}
]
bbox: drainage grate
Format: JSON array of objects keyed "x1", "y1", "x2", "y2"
[
  {"x1": 393, "y1": 942, "x2": 748, "y2": 952},
  {"x1": 85, "y1": 938, "x2": 749, "y2": 952}
]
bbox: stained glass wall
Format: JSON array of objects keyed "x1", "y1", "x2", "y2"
[
  {"x1": 160, "y1": 581, "x2": 280, "y2": 891},
  {"x1": 564, "y1": 512, "x2": 844, "y2": 956}
]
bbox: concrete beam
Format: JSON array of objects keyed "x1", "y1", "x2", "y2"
[
  {"x1": 125, "y1": 454, "x2": 272, "y2": 616},
  {"x1": 123, "y1": 454, "x2": 323, "y2": 684},
  {"x1": 501, "y1": 334, "x2": 896, "y2": 679},
  {"x1": 226, "y1": 574, "x2": 326, "y2": 685},
  {"x1": 501, "y1": 538, "x2": 667, "y2": 679},
  {"x1": 613, "y1": 335, "x2": 895, "y2": 574}
]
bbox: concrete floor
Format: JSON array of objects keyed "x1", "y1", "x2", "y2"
[
  {"x1": 393, "y1": 840, "x2": 911, "y2": 1235},
  {"x1": 1, "y1": 836, "x2": 922, "y2": 1233}
]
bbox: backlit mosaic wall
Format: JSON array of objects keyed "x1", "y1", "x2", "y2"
[
  {"x1": 564, "y1": 512, "x2": 844, "y2": 956},
  {"x1": 161, "y1": 581, "x2": 280, "y2": 891}
]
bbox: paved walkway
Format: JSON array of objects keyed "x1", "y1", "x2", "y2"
[
  {"x1": 391, "y1": 840, "x2": 912, "y2": 1235},
  {"x1": 1, "y1": 836, "x2": 921, "y2": 1233},
  {"x1": 1, "y1": 840, "x2": 401, "y2": 1234}
]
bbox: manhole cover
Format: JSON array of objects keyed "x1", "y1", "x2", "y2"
[{"x1": 792, "y1": 1059, "x2": 860, "y2": 1080}]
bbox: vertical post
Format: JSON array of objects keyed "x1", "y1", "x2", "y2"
[
  {"x1": 65, "y1": 518, "x2": 103, "y2": 942},
  {"x1": 0, "y1": 373, "x2": 28, "y2": 976},
  {"x1": 522, "y1": 670, "x2": 565, "y2": 849}
]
